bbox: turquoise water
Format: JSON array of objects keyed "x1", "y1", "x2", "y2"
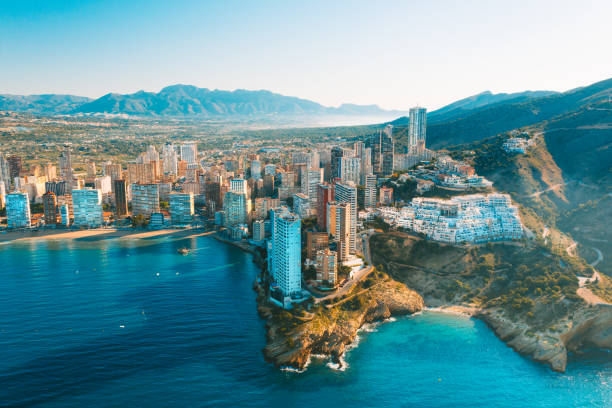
[{"x1": 0, "y1": 235, "x2": 610, "y2": 407}]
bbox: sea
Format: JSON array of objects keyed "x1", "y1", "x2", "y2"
[{"x1": 0, "y1": 235, "x2": 610, "y2": 407}]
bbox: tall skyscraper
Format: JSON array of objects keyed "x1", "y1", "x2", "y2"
[
  {"x1": 271, "y1": 209, "x2": 301, "y2": 297},
  {"x1": 7, "y1": 155, "x2": 22, "y2": 181},
  {"x1": 334, "y1": 181, "x2": 357, "y2": 254},
  {"x1": 339, "y1": 157, "x2": 361, "y2": 185},
  {"x1": 44, "y1": 164, "x2": 57, "y2": 181},
  {"x1": 127, "y1": 163, "x2": 156, "y2": 185},
  {"x1": 368, "y1": 131, "x2": 382, "y2": 174},
  {"x1": 131, "y1": 184, "x2": 160, "y2": 216},
  {"x1": 316, "y1": 183, "x2": 334, "y2": 231},
  {"x1": 169, "y1": 192, "x2": 195, "y2": 225},
  {"x1": 223, "y1": 191, "x2": 249, "y2": 227},
  {"x1": 230, "y1": 178, "x2": 248, "y2": 195},
  {"x1": 104, "y1": 163, "x2": 122, "y2": 181},
  {"x1": 326, "y1": 201, "x2": 351, "y2": 261},
  {"x1": 364, "y1": 174, "x2": 377, "y2": 208},
  {"x1": 72, "y1": 189, "x2": 103, "y2": 227},
  {"x1": 315, "y1": 249, "x2": 337, "y2": 284},
  {"x1": 354, "y1": 142, "x2": 372, "y2": 184},
  {"x1": 45, "y1": 180, "x2": 67, "y2": 196},
  {"x1": 409, "y1": 107, "x2": 427, "y2": 151},
  {"x1": 114, "y1": 179, "x2": 128, "y2": 216},
  {"x1": 0, "y1": 153, "x2": 10, "y2": 191},
  {"x1": 58, "y1": 149, "x2": 72, "y2": 181},
  {"x1": 42, "y1": 192, "x2": 58, "y2": 225},
  {"x1": 381, "y1": 125, "x2": 394, "y2": 175},
  {"x1": 250, "y1": 160, "x2": 262, "y2": 181},
  {"x1": 180, "y1": 142, "x2": 198, "y2": 164},
  {"x1": 330, "y1": 146, "x2": 345, "y2": 181},
  {"x1": 161, "y1": 144, "x2": 179, "y2": 176},
  {"x1": 301, "y1": 168, "x2": 323, "y2": 210},
  {"x1": 6, "y1": 192, "x2": 31, "y2": 228}
]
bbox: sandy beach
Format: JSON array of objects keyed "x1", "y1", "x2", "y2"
[{"x1": 0, "y1": 228, "x2": 216, "y2": 243}]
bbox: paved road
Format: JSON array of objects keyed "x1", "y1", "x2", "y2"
[{"x1": 590, "y1": 247, "x2": 603, "y2": 267}]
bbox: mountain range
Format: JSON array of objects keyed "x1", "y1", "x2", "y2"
[
  {"x1": 388, "y1": 77, "x2": 612, "y2": 149},
  {"x1": 0, "y1": 85, "x2": 406, "y2": 118}
]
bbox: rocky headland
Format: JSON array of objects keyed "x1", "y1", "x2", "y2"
[{"x1": 256, "y1": 273, "x2": 423, "y2": 370}]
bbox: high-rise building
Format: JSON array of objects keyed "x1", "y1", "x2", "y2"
[
  {"x1": 326, "y1": 201, "x2": 351, "y2": 261},
  {"x1": 331, "y1": 147, "x2": 343, "y2": 180},
  {"x1": 0, "y1": 183, "x2": 5, "y2": 210},
  {"x1": 103, "y1": 163, "x2": 122, "y2": 182},
  {"x1": 180, "y1": 142, "x2": 198, "y2": 164},
  {"x1": 354, "y1": 142, "x2": 372, "y2": 184},
  {"x1": 263, "y1": 174, "x2": 275, "y2": 196},
  {"x1": 381, "y1": 125, "x2": 394, "y2": 175},
  {"x1": 6, "y1": 192, "x2": 31, "y2": 228},
  {"x1": 409, "y1": 107, "x2": 427, "y2": 151},
  {"x1": 339, "y1": 157, "x2": 361, "y2": 185},
  {"x1": 250, "y1": 160, "x2": 262, "y2": 181},
  {"x1": 161, "y1": 144, "x2": 178, "y2": 176},
  {"x1": 86, "y1": 161, "x2": 97, "y2": 178},
  {"x1": 368, "y1": 131, "x2": 382, "y2": 174},
  {"x1": 301, "y1": 168, "x2": 323, "y2": 210},
  {"x1": 264, "y1": 164, "x2": 276, "y2": 176},
  {"x1": 334, "y1": 181, "x2": 357, "y2": 254},
  {"x1": 131, "y1": 184, "x2": 160, "y2": 216},
  {"x1": 230, "y1": 178, "x2": 248, "y2": 195},
  {"x1": 315, "y1": 249, "x2": 337, "y2": 284},
  {"x1": 223, "y1": 191, "x2": 249, "y2": 227},
  {"x1": 94, "y1": 175, "x2": 112, "y2": 195},
  {"x1": 270, "y1": 209, "x2": 301, "y2": 296},
  {"x1": 45, "y1": 180, "x2": 67, "y2": 196},
  {"x1": 252, "y1": 219, "x2": 266, "y2": 242},
  {"x1": 7, "y1": 155, "x2": 22, "y2": 181},
  {"x1": 331, "y1": 147, "x2": 354, "y2": 180},
  {"x1": 364, "y1": 174, "x2": 377, "y2": 209},
  {"x1": 58, "y1": 150, "x2": 72, "y2": 181},
  {"x1": 204, "y1": 181, "x2": 222, "y2": 213},
  {"x1": 293, "y1": 193, "x2": 310, "y2": 218},
  {"x1": 44, "y1": 164, "x2": 57, "y2": 181},
  {"x1": 127, "y1": 163, "x2": 156, "y2": 185},
  {"x1": 169, "y1": 192, "x2": 195, "y2": 225},
  {"x1": 253, "y1": 197, "x2": 280, "y2": 219},
  {"x1": 114, "y1": 179, "x2": 128, "y2": 216},
  {"x1": 42, "y1": 192, "x2": 58, "y2": 225},
  {"x1": 0, "y1": 153, "x2": 11, "y2": 191},
  {"x1": 307, "y1": 231, "x2": 329, "y2": 260},
  {"x1": 59, "y1": 204, "x2": 71, "y2": 227},
  {"x1": 316, "y1": 183, "x2": 334, "y2": 231},
  {"x1": 72, "y1": 189, "x2": 103, "y2": 227}
]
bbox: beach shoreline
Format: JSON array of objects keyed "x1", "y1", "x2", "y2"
[{"x1": 0, "y1": 227, "x2": 216, "y2": 243}]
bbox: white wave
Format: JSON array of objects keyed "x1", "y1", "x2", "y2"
[{"x1": 280, "y1": 355, "x2": 311, "y2": 373}]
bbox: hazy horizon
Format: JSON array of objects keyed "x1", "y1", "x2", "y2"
[{"x1": 2, "y1": 0, "x2": 612, "y2": 110}]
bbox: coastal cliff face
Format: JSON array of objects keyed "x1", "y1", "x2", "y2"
[
  {"x1": 478, "y1": 304, "x2": 612, "y2": 372},
  {"x1": 369, "y1": 232, "x2": 612, "y2": 372},
  {"x1": 257, "y1": 277, "x2": 424, "y2": 370}
]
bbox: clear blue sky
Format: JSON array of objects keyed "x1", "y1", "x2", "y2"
[{"x1": 1, "y1": 0, "x2": 611, "y2": 110}]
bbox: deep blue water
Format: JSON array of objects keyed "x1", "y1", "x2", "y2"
[{"x1": 0, "y1": 235, "x2": 610, "y2": 407}]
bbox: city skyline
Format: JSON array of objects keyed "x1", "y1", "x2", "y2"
[{"x1": 2, "y1": 0, "x2": 612, "y2": 110}]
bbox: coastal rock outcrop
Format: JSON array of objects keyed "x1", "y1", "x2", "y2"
[
  {"x1": 257, "y1": 278, "x2": 424, "y2": 370},
  {"x1": 477, "y1": 304, "x2": 612, "y2": 372}
]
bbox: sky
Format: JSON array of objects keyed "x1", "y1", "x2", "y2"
[{"x1": 1, "y1": 0, "x2": 612, "y2": 111}]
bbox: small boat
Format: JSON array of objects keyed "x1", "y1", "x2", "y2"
[{"x1": 178, "y1": 248, "x2": 190, "y2": 255}]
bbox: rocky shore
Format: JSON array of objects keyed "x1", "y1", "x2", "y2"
[
  {"x1": 477, "y1": 303, "x2": 612, "y2": 372},
  {"x1": 255, "y1": 276, "x2": 424, "y2": 370}
]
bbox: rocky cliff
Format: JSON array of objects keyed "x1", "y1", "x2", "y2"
[
  {"x1": 257, "y1": 276, "x2": 424, "y2": 370},
  {"x1": 478, "y1": 304, "x2": 612, "y2": 372}
]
